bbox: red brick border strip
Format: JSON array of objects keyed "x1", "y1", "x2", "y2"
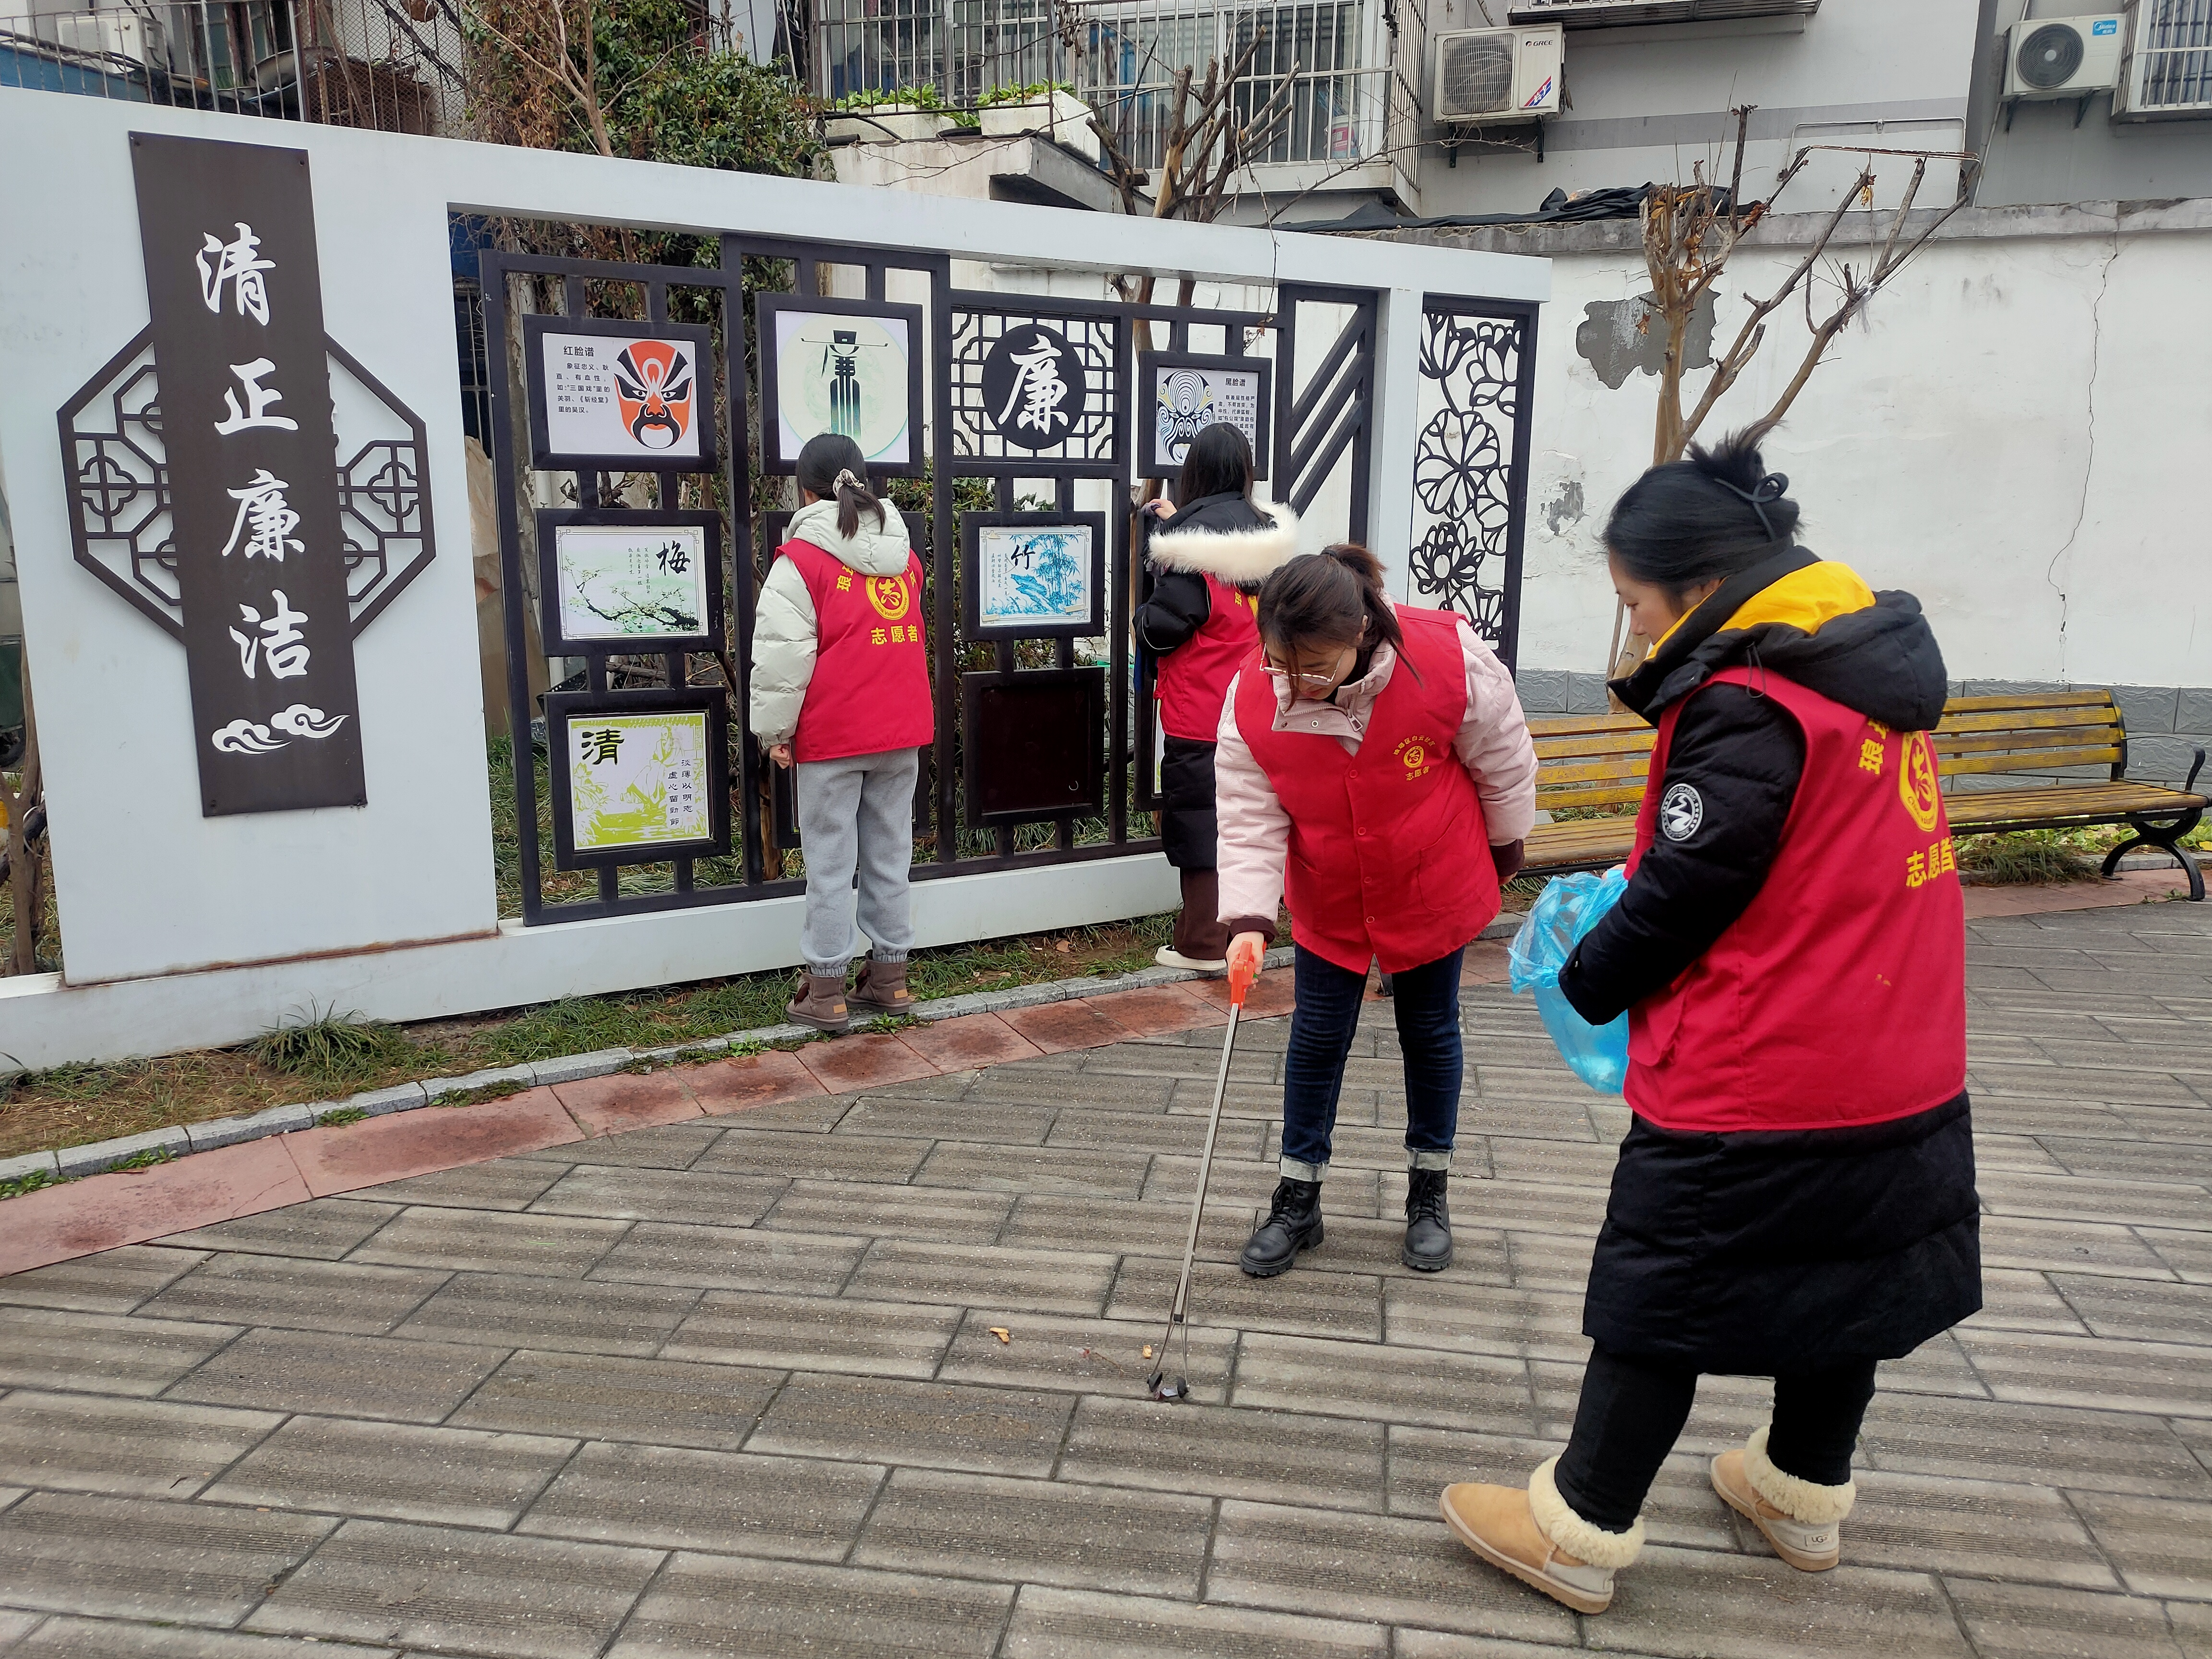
[
  {"x1": 2, "y1": 869, "x2": 2195, "y2": 1280},
  {"x1": 0, "y1": 993, "x2": 1231, "y2": 1278}
]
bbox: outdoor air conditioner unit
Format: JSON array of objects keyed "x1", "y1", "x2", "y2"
[
  {"x1": 47, "y1": 11, "x2": 162, "y2": 69},
  {"x1": 46, "y1": 10, "x2": 163, "y2": 71},
  {"x1": 2116, "y1": 1, "x2": 2212, "y2": 121},
  {"x1": 1432, "y1": 24, "x2": 1564, "y2": 126},
  {"x1": 2004, "y1": 15, "x2": 2124, "y2": 102}
]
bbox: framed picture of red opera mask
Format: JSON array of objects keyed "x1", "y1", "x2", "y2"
[{"x1": 522, "y1": 315, "x2": 718, "y2": 472}]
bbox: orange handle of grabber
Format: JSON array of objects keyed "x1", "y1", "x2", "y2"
[{"x1": 1226, "y1": 937, "x2": 1262, "y2": 1008}]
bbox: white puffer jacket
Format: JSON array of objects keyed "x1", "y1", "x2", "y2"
[{"x1": 748, "y1": 498, "x2": 918, "y2": 748}]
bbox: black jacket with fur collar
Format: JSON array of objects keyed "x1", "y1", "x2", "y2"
[{"x1": 1133, "y1": 494, "x2": 1299, "y2": 661}]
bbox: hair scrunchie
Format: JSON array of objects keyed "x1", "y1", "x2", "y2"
[
  {"x1": 833, "y1": 469, "x2": 862, "y2": 493},
  {"x1": 1713, "y1": 471, "x2": 1790, "y2": 542}
]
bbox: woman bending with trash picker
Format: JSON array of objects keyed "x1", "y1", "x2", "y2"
[
  {"x1": 1440, "y1": 430, "x2": 1978, "y2": 1615},
  {"x1": 1214, "y1": 542, "x2": 1537, "y2": 1275}
]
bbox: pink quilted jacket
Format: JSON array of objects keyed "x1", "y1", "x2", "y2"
[{"x1": 1213, "y1": 608, "x2": 1539, "y2": 937}]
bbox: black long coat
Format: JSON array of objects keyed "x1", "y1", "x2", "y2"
[{"x1": 1559, "y1": 548, "x2": 1982, "y2": 1372}]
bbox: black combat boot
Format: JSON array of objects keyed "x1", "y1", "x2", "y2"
[
  {"x1": 1403, "y1": 1167, "x2": 1452, "y2": 1271},
  {"x1": 1240, "y1": 1177, "x2": 1323, "y2": 1277}
]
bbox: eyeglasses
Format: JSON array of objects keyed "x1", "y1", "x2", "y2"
[{"x1": 1264, "y1": 644, "x2": 1357, "y2": 691}]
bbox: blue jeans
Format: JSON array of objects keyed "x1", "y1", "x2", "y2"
[{"x1": 1279, "y1": 943, "x2": 1464, "y2": 1179}]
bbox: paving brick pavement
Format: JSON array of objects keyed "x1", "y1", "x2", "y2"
[{"x1": 0, "y1": 901, "x2": 2209, "y2": 1655}]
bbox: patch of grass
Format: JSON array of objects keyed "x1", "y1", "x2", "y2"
[
  {"x1": 0, "y1": 1167, "x2": 59, "y2": 1201},
  {"x1": 1501, "y1": 875, "x2": 1548, "y2": 909},
  {"x1": 20, "y1": 1061, "x2": 139, "y2": 1102},
  {"x1": 245, "y1": 1010, "x2": 414, "y2": 1087},
  {"x1": 317, "y1": 1106, "x2": 368, "y2": 1127},
  {"x1": 433, "y1": 1080, "x2": 529, "y2": 1108},
  {"x1": 860, "y1": 1014, "x2": 925, "y2": 1034},
  {"x1": 1955, "y1": 833, "x2": 2100, "y2": 886},
  {"x1": 101, "y1": 1146, "x2": 173, "y2": 1173}
]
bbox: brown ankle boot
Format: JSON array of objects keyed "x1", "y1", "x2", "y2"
[
  {"x1": 848, "y1": 956, "x2": 914, "y2": 1017},
  {"x1": 786, "y1": 971, "x2": 850, "y2": 1033}
]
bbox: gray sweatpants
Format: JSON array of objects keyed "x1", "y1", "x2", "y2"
[{"x1": 796, "y1": 746, "x2": 920, "y2": 976}]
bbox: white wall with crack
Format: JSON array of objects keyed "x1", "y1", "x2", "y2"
[{"x1": 1387, "y1": 202, "x2": 2211, "y2": 784}]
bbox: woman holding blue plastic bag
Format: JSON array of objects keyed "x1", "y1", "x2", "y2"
[
  {"x1": 1441, "y1": 431, "x2": 1976, "y2": 1616},
  {"x1": 1214, "y1": 542, "x2": 1537, "y2": 1275}
]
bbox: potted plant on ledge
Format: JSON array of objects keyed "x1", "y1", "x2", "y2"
[
  {"x1": 826, "y1": 85, "x2": 973, "y2": 143},
  {"x1": 977, "y1": 82, "x2": 1100, "y2": 165}
]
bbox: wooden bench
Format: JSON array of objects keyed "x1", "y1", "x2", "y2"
[{"x1": 1522, "y1": 689, "x2": 2207, "y2": 901}]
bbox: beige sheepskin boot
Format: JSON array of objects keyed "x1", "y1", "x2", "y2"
[
  {"x1": 1440, "y1": 1455, "x2": 1645, "y2": 1615},
  {"x1": 1709, "y1": 1425, "x2": 1855, "y2": 1571}
]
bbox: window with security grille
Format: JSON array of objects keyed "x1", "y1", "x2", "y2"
[{"x1": 2133, "y1": 0, "x2": 2212, "y2": 112}]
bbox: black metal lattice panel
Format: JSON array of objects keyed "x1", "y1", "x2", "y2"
[
  {"x1": 1273, "y1": 283, "x2": 1377, "y2": 539},
  {"x1": 948, "y1": 306, "x2": 1121, "y2": 467},
  {"x1": 479, "y1": 237, "x2": 1515, "y2": 924},
  {"x1": 1407, "y1": 300, "x2": 1538, "y2": 672}
]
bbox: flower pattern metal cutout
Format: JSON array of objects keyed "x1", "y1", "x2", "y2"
[
  {"x1": 1407, "y1": 306, "x2": 1525, "y2": 659},
  {"x1": 60, "y1": 330, "x2": 435, "y2": 643},
  {"x1": 949, "y1": 308, "x2": 1118, "y2": 463}
]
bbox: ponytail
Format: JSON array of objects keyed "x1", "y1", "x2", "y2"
[
  {"x1": 1257, "y1": 542, "x2": 1408, "y2": 668},
  {"x1": 1604, "y1": 425, "x2": 1802, "y2": 595},
  {"x1": 795, "y1": 431, "x2": 888, "y2": 541}
]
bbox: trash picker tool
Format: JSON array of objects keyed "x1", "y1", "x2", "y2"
[{"x1": 1145, "y1": 950, "x2": 1258, "y2": 1403}]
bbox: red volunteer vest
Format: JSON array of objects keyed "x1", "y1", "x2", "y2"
[
  {"x1": 1157, "y1": 575, "x2": 1260, "y2": 742},
  {"x1": 1234, "y1": 607, "x2": 1500, "y2": 974},
  {"x1": 1624, "y1": 665, "x2": 1968, "y2": 1132},
  {"x1": 781, "y1": 539, "x2": 934, "y2": 763}
]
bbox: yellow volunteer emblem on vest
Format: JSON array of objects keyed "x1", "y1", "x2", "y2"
[
  {"x1": 1395, "y1": 735, "x2": 1442, "y2": 780},
  {"x1": 866, "y1": 574, "x2": 912, "y2": 622},
  {"x1": 1899, "y1": 729, "x2": 1942, "y2": 832}
]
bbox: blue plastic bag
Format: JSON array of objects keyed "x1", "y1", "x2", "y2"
[{"x1": 1508, "y1": 868, "x2": 1630, "y2": 1094}]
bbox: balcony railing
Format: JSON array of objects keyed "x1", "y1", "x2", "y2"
[
  {"x1": 811, "y1": 0, "x2": 1418, "y2": 176},
  {"x1": 1505, "y1": 0, "x2": 1818, "y2": 24},
  {"x1": 810, "y1": 0, "x2": 1062, "y2": 105},
  {"x1": 0, "y1": 0, "x2": 463, "y2": 133}
]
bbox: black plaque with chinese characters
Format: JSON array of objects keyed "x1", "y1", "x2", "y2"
[
  {"x1": 978, "y1": 324, "x2": 1086, "y2": 451},
  {"x1": 131, "y1": 132, "x2": 365, "y2": 816}
]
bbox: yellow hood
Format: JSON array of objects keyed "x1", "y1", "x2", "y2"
[{"x1": 1654, "y1": 560, "x2": 1877, "y2": 651}]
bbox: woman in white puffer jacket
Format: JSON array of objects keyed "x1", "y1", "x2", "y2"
[{"x1": 750, "y1": 434, "x2": 934, "y2": 1033}]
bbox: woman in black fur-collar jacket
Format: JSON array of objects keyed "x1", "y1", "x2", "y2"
[{"x1": 1134, "y1": 424, "x2": 1300, "y2": 970}]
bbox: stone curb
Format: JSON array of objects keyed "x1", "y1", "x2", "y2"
[
  {"x1": 0, "y1": 945, "x2": 1312, "y2": 1188},
  {"x1": 0, "y1": 1148, "x2": 60, "y2": 1185},
  {"x1": 54, "y1": 1124, "x2": 190, "y2": 1179}
]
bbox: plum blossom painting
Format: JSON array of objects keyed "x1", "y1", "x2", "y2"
[{"x1": 536, "y1": 510, "x2": 722, "y2": 654}]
